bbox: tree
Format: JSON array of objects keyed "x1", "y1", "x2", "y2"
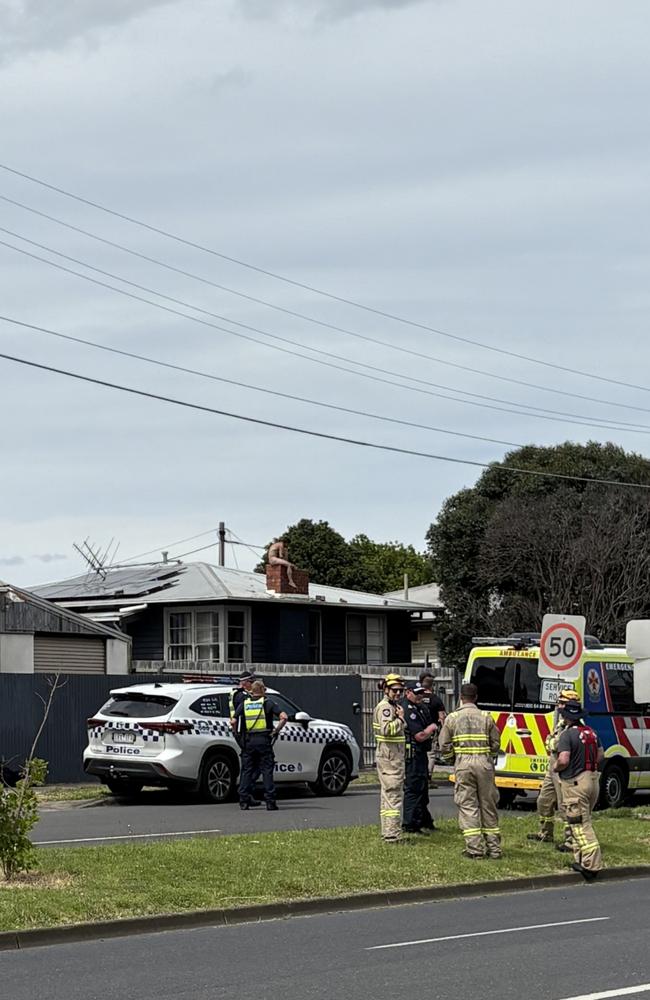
[
  {"x1": 426, "y1": 442, "x2": 650, "y2": 667},
  {"x1": 348, "y1": 534, "x2": 434, "y2": 593},
  {"x1": 257, "y1": 519, "x2": 433, "y2": 593}
]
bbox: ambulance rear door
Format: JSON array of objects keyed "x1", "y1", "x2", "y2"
[{"x1": 470, "y1": 652, "x2": 556, "y2": 781}]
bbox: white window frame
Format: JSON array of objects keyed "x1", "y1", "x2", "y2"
[
  {"x1": 307, "y1": 610, "x2": 322, "y2": 665},
  {"x1": 164, "y1": 605, "x2": 251, "y2": 664},
  {"x1": 346, "y1": 613, "x2": 386, "y2": 665}
]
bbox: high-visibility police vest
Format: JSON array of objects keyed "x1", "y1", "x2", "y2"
[
  {"x1": 243, "y1": 697, "x2": 268, "y2": 733},
  {"x1": 228, "y1": 688, "x2": 239, "y2": 720}
]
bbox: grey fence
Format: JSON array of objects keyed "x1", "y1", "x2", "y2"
[{"x1": 0, "y1": 673, "x2": 363, "y2": 784}]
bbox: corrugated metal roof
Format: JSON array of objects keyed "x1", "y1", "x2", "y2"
[
  {"x1": 33, "y1": 561, "x2": 426, "y2": 611},
  {"x1": 384, "y1": 582, "x2": 443, "y2": 609},
  {"x1": 0, "y1": 580, "x2": 131, "y2": 641}
]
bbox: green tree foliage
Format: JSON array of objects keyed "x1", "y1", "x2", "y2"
[
  {"x1": 258, "y1": 519, "x2": 433, "y2": 593},
  {"x1": 426, "y1": 442, "x2": 650, "y2": 667},
  {"x1": 0, "y1": 758, "x2": 47, "y2": 880}
]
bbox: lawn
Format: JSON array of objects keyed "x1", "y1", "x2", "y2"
[{"x1": 0, "y1": 810, "x2": 648, "y2": 932}]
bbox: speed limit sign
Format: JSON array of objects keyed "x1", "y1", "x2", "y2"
[{"x1": 538, "y1": 614, "x2": 586, "y2": 680}]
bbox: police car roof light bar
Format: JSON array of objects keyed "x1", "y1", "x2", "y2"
[{"x1": 181, "y1": 673, "x2": 240, "y2": 685}]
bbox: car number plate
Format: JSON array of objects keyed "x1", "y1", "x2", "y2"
[{"x1": 112, "y1": 731, "x2": 136, "y2": 744}]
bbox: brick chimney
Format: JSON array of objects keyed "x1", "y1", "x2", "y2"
[{"x1": 266, "y1": 564, "x2": 309, "y2": 595}]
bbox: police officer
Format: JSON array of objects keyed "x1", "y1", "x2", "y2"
[
  {"x1": 235, "y1": 680, "x2": 288, "y2": 811},
  {"x1": 555, "y1": 701, "x2": 604, "y2": 881},
  {"x1": 402, "y1": 682, "x2": 438, "y2": 834},
  {"x1": 373, "y1": 673, "x2": 406, "y2": 843},
  {"x1": 439, "y1": 682, "x2": 502, "y2": 859},
  {"x1": 527, "y1": 687, "x2": 581, "y2": 850},
  {"x1": 229, "y1": 671, "x2": 256, "y2": 737},
  {"x1": 419, "y1": 671, "x2": 447, "y2": 776}
]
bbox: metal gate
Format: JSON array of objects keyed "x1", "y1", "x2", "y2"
[{"x1": 361, "y1": 677, "x2": 456, "y2": 768}]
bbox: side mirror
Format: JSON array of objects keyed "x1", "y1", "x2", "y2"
[
  {"x1": 352, "y1": 702, "x2": 361, "y2": 716},
  {"x1": 294, "y1": 711, "x2": 311, "y2": 727}
]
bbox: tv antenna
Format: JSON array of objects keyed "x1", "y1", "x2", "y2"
[{"x1": 73, "y1": 538, "x2": 120, "y2": 580}]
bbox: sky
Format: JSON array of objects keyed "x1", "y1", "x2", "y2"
[{"x1": 1, "y1": 0, "x2": 650, "y2": 587}]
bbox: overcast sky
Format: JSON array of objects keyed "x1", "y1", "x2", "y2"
[{"x1": 1, "y1": 0, "x2": 649, "y2": 588}]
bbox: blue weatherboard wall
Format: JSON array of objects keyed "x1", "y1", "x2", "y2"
[{"x1": 0, "y1": 673, "x2": 363, "y2": 783}]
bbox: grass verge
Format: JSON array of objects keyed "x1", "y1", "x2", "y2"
[
  {"x1": 36, "y1": 785, "x2": 109, "y2": 803},
  {"x1": 1, "y1": 811, "x2": 648, "y2": 932}
]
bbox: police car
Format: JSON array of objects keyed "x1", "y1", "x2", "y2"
[{"x1": 83, "y1": 679, "x2": 361, "y2": 803}]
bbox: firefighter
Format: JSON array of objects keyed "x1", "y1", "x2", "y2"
[
  {"x1": 373, "y1": 673, "x2": 406, "y2": 843},
  {"x1": 527, "y1": 688, "x2": 581, "y2": 850},
  {"x1": 402, "y1": 682, "x2": 438, "y2": 834},
  {"x1": 439, "y1": 682, "x2": 502, "y2": 859},
  {"x1": 235, "y1": 681, "x2": 288, "y2": 810},
  {"x1": 555, "y1": 701, "x2": 604, "y2": 881}
]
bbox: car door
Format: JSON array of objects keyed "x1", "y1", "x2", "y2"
[{"x1": 267, "y1": 692, "x2": 319, "y2": 782}]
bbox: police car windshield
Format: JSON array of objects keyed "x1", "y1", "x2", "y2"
[
  {"x1": 470, "y1": 656, "x2": 554, "y2": 712},
  {"x1": 101, "y1": 693, "x2": 178, "y2": 718}
]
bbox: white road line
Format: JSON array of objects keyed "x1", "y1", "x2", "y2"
[
  {"x1": 34, "y1": 828, "x2": 222, "y2": 845},
  {"x1": 556, "y1": 987, "x2": 650, "y2": 1000},
  {"x1": 366, "y1": 916, "x2": 610, "y2": 951}
]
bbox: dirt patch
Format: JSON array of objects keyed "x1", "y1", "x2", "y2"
[{"x1": 0, "y1": 872, "x2": 73, "y2": 890}]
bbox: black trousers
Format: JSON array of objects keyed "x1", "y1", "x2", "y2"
[
  {"x1": 239, "y1": 737, "x2": 276, "y2": 804},
  {"x1": 403, "y1": 750, "x2": 433, "y2": 831}
]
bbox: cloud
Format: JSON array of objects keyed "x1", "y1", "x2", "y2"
[
  {"x1": 237, "y1": 0, "x2": 428, "y2": 22},
  {"x1": 0, "y1": 0, "x2": 175, "y2": 62},
  {"x1": 33, "y1": 553, "x2": 68, "y2": 564},
  {"x1": 0, "y1": 556, "x2": 25, "y2": 567}
]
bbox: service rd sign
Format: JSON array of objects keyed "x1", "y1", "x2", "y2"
[{"x1": 537, "y1": 614, "x2": 586, "y2": 681}]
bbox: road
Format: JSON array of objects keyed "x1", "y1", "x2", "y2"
[
  {"x1": 2, "y1": 875, "x2": 648, "y2": 999},
  {"x1": 34, "y1": 784, "x2": 460, "y2": 846}
]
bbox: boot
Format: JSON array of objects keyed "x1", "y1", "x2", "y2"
[{"x1": 527, "y1": 832, "x2": 553, "y2": 843}]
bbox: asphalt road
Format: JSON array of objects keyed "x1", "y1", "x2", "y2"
[
  {"x1": 34, "y1": 784, "x2": 460, "y2": 846},
  {"x1": 3, "y1": 875, "x2": 648, "y2": 1000}
]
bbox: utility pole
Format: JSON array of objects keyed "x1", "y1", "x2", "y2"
[{"x1": 218, "y1": 522, "x2": 226, "y2": 567}]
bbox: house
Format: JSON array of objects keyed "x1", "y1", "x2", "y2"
[
  {"x1": 33, "y1": 561, "x2": 430, "y2": 672},
  {"x1": 383, "y1": 581, "x2": 456, "y2": 695},
  {"x1": 0, "y1": 581, "x2": 130, "y2": 674}
]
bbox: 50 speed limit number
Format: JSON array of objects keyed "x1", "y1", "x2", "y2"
[{"x1": 538, "y1": 614, "x2": 586, "y2": 680}]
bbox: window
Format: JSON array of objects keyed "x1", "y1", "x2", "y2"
[
  {"x1": 165, "y1": 607, "x2": 249, "y2": 663},
  {"x1": 266, "y1": 693, "x2": 302, "y2": 718},
  {"x1": 307, "y1": 612, "x2": 321, "y2": 664},
  {"x1": 227, "y1": 610, "x2": 246, "y2": 662},
  {"x1": 346, "y1": 614, "x2": 386, "y2": 665},
  {"x1": 101, "y1": 693, "x2": 178, "y2": 718},
  {"x1": 513, "y1": 659, "x2": 554, "y2": 710},
  {"x1": 469, "y1": 656, "x2": 551, "y2": 711},
  {"x1": 189, "y1": 693, "x2": 229, "y2": 718},
  {"x1": 605, "y1": 663, "x2": 644, "y2": 714}
]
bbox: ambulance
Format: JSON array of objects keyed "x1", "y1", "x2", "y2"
[{"x1": 464, "y1": 633, "x2": 650, "y2": 809}]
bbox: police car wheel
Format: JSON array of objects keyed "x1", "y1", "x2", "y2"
[
  {"x1": 598, "y1": 762, "x2": 628, "y2": 810},
  {"x1": 105, "y1": 778, "x2": 144, "y2": 798},
  {"x1": 309, "y1": 748, "x2": 351, "y2": 797},
  {"x1": 199, "y1": 752, "x2": 238, "y2": 804}
]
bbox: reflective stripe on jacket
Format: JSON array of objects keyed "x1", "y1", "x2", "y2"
[
  {"x1": 438, "y1": 703, "x2": 500, "y2": 763},
  {"x1": 373, "y1": 696, "x2": 405, "y2": 745}
]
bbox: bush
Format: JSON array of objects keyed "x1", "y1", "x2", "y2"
[{"x1": 0, "y1": 757, "x2": 48, "y2": 880}]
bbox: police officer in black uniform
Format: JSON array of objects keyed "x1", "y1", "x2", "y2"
[
  {"x1": 229, "y1": 670, "x2": 256, "y2": 738},
  {"x1": 402, "y1": 682, "x2": 439, "y2": 834},
  {"x1": 235, "y1": 680, "x2": 288, "y2": 811}
]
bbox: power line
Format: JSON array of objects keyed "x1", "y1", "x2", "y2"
[
  {"x1": 0, "y1": 314, "x2": 526, "y2": 449},
  {"x1": 1, "y1": 161, "x2": 647, "y2": 395},
  {"x1": 121, "y1": 528, "x2": 219, "y2": 564},
  {"x1": 2, "y1": 348, "x2": 650, "y2": 490},
  {"x1": 3, "y1": 192, "x2": 649, "y2": 420},
  {"x1": 1, "y1": 233, "x2": 648, "y2": 435}
]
